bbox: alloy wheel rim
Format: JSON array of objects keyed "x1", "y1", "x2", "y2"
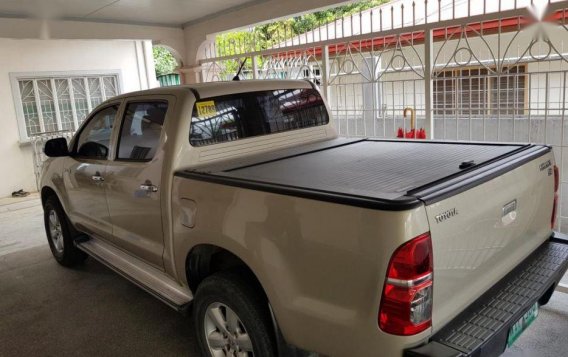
[
  {"x1": 48, "y1": 210, "x2": 64, "y2": 254},
  {"x1": 204, "y1": 302, "x2": 254, "y2": 357}
]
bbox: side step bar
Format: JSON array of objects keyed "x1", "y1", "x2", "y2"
[{"x1": 75, "y1": 237, "x2": 193, "y2": 312}]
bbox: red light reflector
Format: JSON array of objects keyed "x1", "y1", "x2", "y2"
[
  {"x1": 554, "y1": 165, "x2": 559, "y2": 193},
  {"x1": 552, "y1": 193, "x2": 558, "y2": 229}
]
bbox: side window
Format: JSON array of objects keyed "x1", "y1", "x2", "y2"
[
  {"x1": 117, "y1": 101, "x2": 168, "y2": 161},
  {"x1": 76, "y1": 105, "x2": 118, "y2": 159}
]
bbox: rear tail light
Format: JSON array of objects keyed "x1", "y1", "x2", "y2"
[
  {"x1": 552, "y1": 165, "x2": 559, "y2": 229},
  {"x1": 379, "y1": 232, "x2": 433, "y2": 335}
]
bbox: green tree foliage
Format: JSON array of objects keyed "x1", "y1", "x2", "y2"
[
  {"x1": 214, "y1": 31, "x2": 257, "y2": 77},
  {"x1": 214, "y1": 0, "x2": 387, "y2": 79},
  {"x1": 286, "y1": 0, "x2": 388, "y2": 35},
  {"x1": 217, "y1": 0, "x2": 387, "y2": 53},
  {"x1": 153, "y1": 46, "x2": 178, "y2": 76}
]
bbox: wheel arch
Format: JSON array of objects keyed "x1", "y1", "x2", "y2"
[
  {"x1": 41, "y1": 186, "x2": 59, "y2": 206},
  {"x1": 41, "y1": 185, "x2": 77, "y2": 234},
  {"x1": 185, "y1": 244, "x2": 267, "y2": 298},
  {"x1": 186, "y1": 244, "x2": 304, "y2": 355}
]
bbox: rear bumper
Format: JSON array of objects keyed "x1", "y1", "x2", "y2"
[{"x1": 405, "y1": 232, "x2": 568, "y2": 357}]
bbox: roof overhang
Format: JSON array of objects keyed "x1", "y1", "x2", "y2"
[{"x1": 0, "y1": 0, "x2": 268, "y2": 28}]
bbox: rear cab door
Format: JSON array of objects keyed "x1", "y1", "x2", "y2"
[{"x1": 103, "y1": 95, "x2": 174, "y2": 269}]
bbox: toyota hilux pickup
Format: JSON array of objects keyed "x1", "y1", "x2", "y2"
[{"x1": 40, "y1": 79, "x2": 568, "y2": 357}]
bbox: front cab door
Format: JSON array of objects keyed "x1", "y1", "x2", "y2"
[
  {"x1": 63, "y1": 103, "x2": 121, "y2": 240},
  {"x1": 104, "y1": 97, "x2": 172, "y2": 269}
]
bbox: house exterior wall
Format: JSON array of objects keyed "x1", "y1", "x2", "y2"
[
  {"x1": 0, "y1": 38, "x2": 157, "y2": 198},
  {"x1": 328, "y1": 25, "x2": 568, "y2": 140}
]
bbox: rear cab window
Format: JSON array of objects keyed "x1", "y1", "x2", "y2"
[
  {"x1": 117, "y1": 101, "x2": 168, "y2": 161},
  {"x1": 189, "y1": 88, "x2": 329, "y2": 147}
]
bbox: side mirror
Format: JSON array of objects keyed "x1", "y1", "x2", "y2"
[{"x1": 44, "y1": 138, "x2": 69, "y2": 157}]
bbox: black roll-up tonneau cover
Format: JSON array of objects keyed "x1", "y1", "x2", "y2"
[{"x1": 176, "y1": 138, "x2": 550, "y2": 211}]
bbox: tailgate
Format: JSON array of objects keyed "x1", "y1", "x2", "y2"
[
  {"x1": 406, "y1": 236, "x2": 568, "y2": 357},
  {"x1": 418, "y1": 146, "x2": 555, "y2": 332}
]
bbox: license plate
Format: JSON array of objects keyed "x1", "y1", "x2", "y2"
[{"x1": 507, "y1": 302, "x2": 539, "y2": 348}]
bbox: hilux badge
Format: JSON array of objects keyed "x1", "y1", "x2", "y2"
[
  {"x1": 435, "y1": 208, "x2": 458, "y2": 224},
  {"x1": 539, "y1": 160, "x2": 551, "y2": 172}
]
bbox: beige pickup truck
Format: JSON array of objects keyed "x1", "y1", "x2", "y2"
[{"x1": 40, "y1": 80, "x2": 568, "y2": 357}]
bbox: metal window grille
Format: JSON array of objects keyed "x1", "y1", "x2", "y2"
[
  {"x1": 16, "y1": 74, "x2": 119, "y2": 139},
  {"x1": 433, "y1": 65, "x2": 527, "y2": 117}
]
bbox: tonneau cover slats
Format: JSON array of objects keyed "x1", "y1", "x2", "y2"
[{"x1": 177, "y1": 139, "x2": 541, "y2": 210}]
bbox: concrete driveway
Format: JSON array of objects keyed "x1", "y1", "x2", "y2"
[
  {"x1": 0, "y1": 195, "x2": 567, "y2": 356},
  {"x1": 0, "y1": 194, "x2": 199, "y2": 356}
]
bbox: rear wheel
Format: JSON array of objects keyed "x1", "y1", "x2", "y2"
[
  {"x1": 194, "y1": 270, "x2": 276, "y2": 357},
  {"x1": 43, "y1": 196, "x2": 87, "y2": 267}
]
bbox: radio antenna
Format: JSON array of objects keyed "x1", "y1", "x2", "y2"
[{"x1": 233, "y1": 58, "x2": 249, "y2": 81}]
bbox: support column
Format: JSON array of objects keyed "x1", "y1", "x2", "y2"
[
  {"x1": 179, "y1": 64, "x2": 203, "y2": 84},
  {"x1": 320, "y1": 45, "x2": 331, "y2": 100},
  {"x1": 134, "y1": 41, "x2": 149, "y2": 90},
  {"x1": 142, "y1": 40, "x2": 159, "y2": 88},
  {"x1": 424, "y1": 28, "x2": 434, "y2": 139},
  {"x1": 252, "y1": 56, "x2": 259, "y2": 79}
]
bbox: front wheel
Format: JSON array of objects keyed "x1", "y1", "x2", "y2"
[
  {"x1": 194, "y1": 270, "x2": 277, "y2": 357},
  {"x1": 43, "y1": 196, "x2": 87, "y2": 267}
]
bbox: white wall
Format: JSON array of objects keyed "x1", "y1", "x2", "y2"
[
  {"x1": 0, "y1": 18, "x2": 185, "y2": 66},
  {"x1": 0, "y1": 38, "x2": 157, "y2": 198}
]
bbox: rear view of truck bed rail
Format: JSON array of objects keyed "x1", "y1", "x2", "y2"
[{"x1": 406, "y1": 233, "x2": 568, "y2": 357}]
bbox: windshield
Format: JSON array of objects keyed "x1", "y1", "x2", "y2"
[{"x1": 189, "y1": 88, "x2": 329, "y2": 147}]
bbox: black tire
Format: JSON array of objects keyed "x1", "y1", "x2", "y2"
[
  {"x1": 194, "y1": 269, "x2": 277, "y2": 357},
  {"x1": 43, "y1": 195, "x2": 87, "y2": 267}
]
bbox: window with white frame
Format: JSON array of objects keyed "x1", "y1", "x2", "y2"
[
  {"x1": 433, "y1": 65, "x2": 527, "y2": 117},
  {"x1": 14, "y1": 73, "x2": 120, "y2": 140}
]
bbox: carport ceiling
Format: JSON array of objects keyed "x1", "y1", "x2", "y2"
[{"x1": 0, "y1": 0, "x2": 263, "y2": 27}]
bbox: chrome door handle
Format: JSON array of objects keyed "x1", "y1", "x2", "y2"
[
  {"x1": 140, "y1": 184, "x2": 158, "y2": 192},
  {"x1": 91, "y1": 175, "x2": 105, "y2": 182}
]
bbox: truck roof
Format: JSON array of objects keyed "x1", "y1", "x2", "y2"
[{"x1": 112, "y1": 79, "x2": 314, "y2": 100}]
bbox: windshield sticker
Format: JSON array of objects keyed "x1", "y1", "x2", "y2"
[{"x1": 196, "y1": 101, "x2": 217, "y2": 117}]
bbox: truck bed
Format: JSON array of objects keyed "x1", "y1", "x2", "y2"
[{"x1": 177, "y1": 138, "x2": 550, "y2": 210}]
